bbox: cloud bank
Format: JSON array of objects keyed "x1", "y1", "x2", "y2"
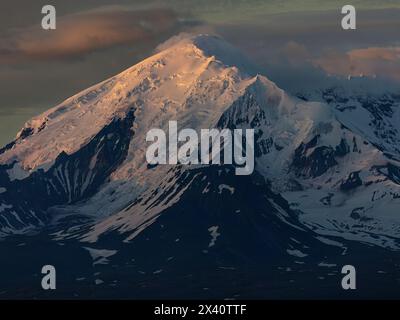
[
  {"x1": 0, "y1": 7, "x2": 178, "y2": 63},
  {"x1": 314, "y1": 47, "x2": 400, "y2": 80},
  {"x1": 279, "y1": 41, "x2": 400, "y2": 82}
]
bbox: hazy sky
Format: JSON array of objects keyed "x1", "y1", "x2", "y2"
[{"x1": 1, "y1": 0, "x2": 399, "y2": 146}]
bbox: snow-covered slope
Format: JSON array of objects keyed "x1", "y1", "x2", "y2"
[{"x1": 0, "y1": 35, "x2": 256, "y2": 180}]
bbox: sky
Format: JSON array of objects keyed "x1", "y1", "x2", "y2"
[{"x1": 0, "y1": 0, "x2": 399, "y2": 146}]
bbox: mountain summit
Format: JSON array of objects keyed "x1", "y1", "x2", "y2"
[{"x1": 0, "y1": 35, "x2": 261, "y2": 177}]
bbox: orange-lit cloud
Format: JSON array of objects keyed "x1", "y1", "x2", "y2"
[
  {"x1": 314, "y1": 47, "x2": 400, "y2": 80},
  {"x1": 350, "y1": 47, "x2": 400, "y2": 61},
  {"x1": 0, "y1": 7, "x2": 178, "y2": 64}
]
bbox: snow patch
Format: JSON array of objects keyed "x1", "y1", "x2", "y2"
[
  {"x1": 208, "y1": 226, "x2": 220, "y2": 247},
  {"x1": 0, "y1": 203, "x2": 13, "y2": 213},
  {"x1": 286, "y1": 249, "x2": 308, "y2": 258},
  {"x1": 218, "y1": 184, "x2": 235, "y2": 195},
  {"x1": 84, "y1": 247, "x2": 117, "y2": 265}
]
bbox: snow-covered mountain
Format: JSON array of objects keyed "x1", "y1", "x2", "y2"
[
  {"x1": 290, "y1": 84, "x2": 400, "y2": 248},
  {"x1": 0, "y1": 34, "x2": 289, "y2": 237},
  {"x1": 0, "y1": 34, "x2": 399, "y2": 298}
]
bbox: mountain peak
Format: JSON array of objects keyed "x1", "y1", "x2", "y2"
[
  {"x1": 0, "y1": 34, "x2": 263, "y2": 178},
  {"x1": 156, "y1": 34, "x2": 258, "y2": 76}
]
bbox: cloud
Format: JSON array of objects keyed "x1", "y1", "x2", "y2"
[
  {"x1": 154, "y1": 32, "x2": 194, "y2": 52},
  {"x1": 281, "y1": 41, "x2": 311, "y2": 66},
  {"x1": 279, "y1": 41, "x2": 400, "y2": 82},
  {"x1": 350, "y1": 47, "x2": 400, "y2": 61},
  {"x1": 314, "y1": 47, "x2": 400, "y2": 80},
  {"x1": 0, "y1": 7, "x2": 179, "y2": 63}
]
